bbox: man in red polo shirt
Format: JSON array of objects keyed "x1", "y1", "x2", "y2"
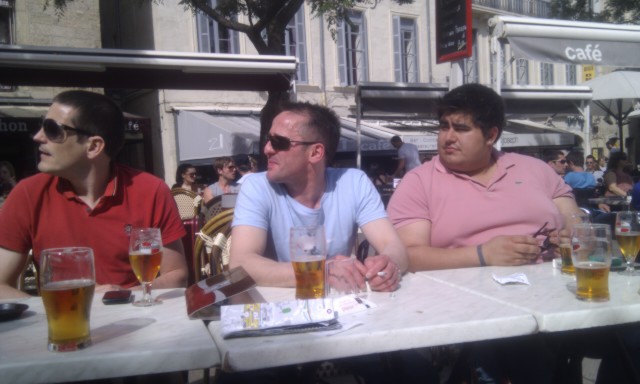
[{"x1": 0, "y1": 90, "x2": 188, "y2": 299}]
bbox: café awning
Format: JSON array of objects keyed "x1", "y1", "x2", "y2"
[
  {"x1": 489, "y1": 16, "x2": 640, "y2": 66},
  {"x1": 0, "y1": 45, "x2": 297, "y2": 91}
]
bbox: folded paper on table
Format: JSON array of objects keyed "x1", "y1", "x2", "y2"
[
  {"x1": 220, "y1": 298, "x2": 341, "y2": 338},
  {"x1": 185, "y1": 267, "x2": 264, "y2": 320}
]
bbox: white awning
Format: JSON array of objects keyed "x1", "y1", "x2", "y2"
[{"x1": 489, "y1": 16, "x2": 640, "y2": 66}]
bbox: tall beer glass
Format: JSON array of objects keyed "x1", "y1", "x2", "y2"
[
  {"x1": 290, "y1": 226, "x2": 327, "y2": 299},
  {"x1": 615, "y1": 211, "x2": 640, "y2": 276},
  {"x1": 572, "y1": 224, "x2": 612, "y2": 302},
  {"x1": 40, "y1": 247, "x2": 95, "y2": 352},
  {"x1": 129, "y1": 228, "x2": 163, "y2": 306}
]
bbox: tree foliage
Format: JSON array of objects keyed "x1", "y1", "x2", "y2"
[{"x1": 550, "y1": 0, "x2": 640, "y2": 24}]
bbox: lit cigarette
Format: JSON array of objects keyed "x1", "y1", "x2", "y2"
[{"x1": 377, "y1": 271, "x2": 388, "y2": 277}]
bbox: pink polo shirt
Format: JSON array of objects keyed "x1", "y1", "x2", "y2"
[
  {"x1": 0, "y1": 164, "x2": 186, "y2": 288},
  {"x1": 387, "y1": 151, "x2": 573, "y2": 249}
]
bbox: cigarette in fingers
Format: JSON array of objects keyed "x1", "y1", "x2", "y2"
[{"x1": 377, "y1": 271, "x2": 388, "y2": 277}]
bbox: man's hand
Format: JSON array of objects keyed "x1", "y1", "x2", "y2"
[
  {"x1": 481, "y1": 235, "x2": 540, "y2": 266},
  {"x1": 355, "y1": 254, "x2": 401, "y2": 292}
]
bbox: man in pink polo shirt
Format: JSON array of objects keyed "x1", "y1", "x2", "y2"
[
  {"x1": 388, "y1": 83, "x2": 580, "y2": 270},
  {"x1": 0, "y1": 90, "x2": 188, "y2": 299}
]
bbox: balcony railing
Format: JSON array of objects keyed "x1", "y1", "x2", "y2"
[{"x1": 473, "y1": 0, "x2": 551, "y2": 18}]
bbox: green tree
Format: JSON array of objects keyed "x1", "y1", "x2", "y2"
[
  {"x1": 46, "y1": 0, "x2": 412, "y2": 158},
  {"x1": 550, "y1": 0, "x2": 640, "y2": 24}
]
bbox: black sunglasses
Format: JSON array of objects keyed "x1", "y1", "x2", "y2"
[
  {"x1": 265, "y1": 134, "x2": 319, "y2": 151},
  {"x1": 41, "y1": 118, "x2": 93, "y2": 143},
  {"x1": 553, "y1": 159, "x2": 567, "y2": 165}
]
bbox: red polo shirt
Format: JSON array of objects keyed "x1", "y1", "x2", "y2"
[{"x1": 0, "y1": 163, "x2": 186, "y2": 288}]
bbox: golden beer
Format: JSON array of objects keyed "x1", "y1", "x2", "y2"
[
  {"x1": 575, "y1": 261, "x2": 609, "y2": 301},
  {"x1": 41, "y1": 279, "x2": 95, "y2": 352},
  {"x1": 292, "y1": 258, "x2": 326, "y2": 299},
  {"x1": 129, "y1": 250, "x2": 162, "y2": 283},
  {"x1": 560, "y1": 244, "x2": 575, "y2": 275},
  {"x1": 616, "y1": 232, "x2": 640, "y2": 264}
]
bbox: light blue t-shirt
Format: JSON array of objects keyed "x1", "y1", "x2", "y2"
[
  {"x1": 564, "y1": 171, "x2": 596, "y2": 189},
  {"x1": 232, "y1": 168, "x2": 386, "y2": 262}
]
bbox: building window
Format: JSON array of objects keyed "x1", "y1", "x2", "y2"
[
  {"x1": 566, "y1": 64, "x2": 577, "y2": 85},
  {"x1": 0, "y1": 0, "x2": 12, "y2": 45},
  {"x1": 516, "y1": 59, "x2": 529, "y2": 85},
  {"x1": 285, "y1": 7, "x2": 307, "y2": 84},
  {"x1": 464, "y1": 30, "x2": 478, "y2": 83},
  {"x1": 541, "y1": 63, "x2": 554, "y2": 85},
  {"x1": 196, "y1": 0, "x2": 240, "y2": 54},
  {"x1": 338, "y1": 10, "x2": 368, "y2": 86},
  {"x1": 392, "y1": 16, "x2": 418, "y2": 83}
]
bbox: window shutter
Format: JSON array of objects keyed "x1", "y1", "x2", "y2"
[
  {"x1": 295, "y1": 9, "x2": 308, "y2": 83},
  {"x1": 393, "y1": 16, "x2": 401, "y2": 82},
  {"x1": 337, "y1": 19, "x2": 347, "y2": 86},
  {"x1": 196, "y1": 11, "x2": 211, "y2": 53},
  {"x1": 360, "y1": 13, "x2": 369, "y2": 82}
]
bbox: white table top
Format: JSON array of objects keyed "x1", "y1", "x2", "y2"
[
  {"x1": 420, "y1": 263, "x2": 640, "y2": 332},
  {"x1": 208, "y1": 273, "x2": 537, "y2": 372},
  {"x1": 0, "y1": 288, "x2": 220, "y2": 383}
]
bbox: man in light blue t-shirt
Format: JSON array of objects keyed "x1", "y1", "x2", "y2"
[
  {"x1": 390, "y1": 136, "x2": 421, "y2": 177},
  {"x1": 230, "y1": 102, "x2": 407, "y2": 291}
]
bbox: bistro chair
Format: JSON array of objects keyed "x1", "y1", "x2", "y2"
[
  {"x1": 170, "y1": 188, "x2": 202, "y2": 285},
  {"x1": 201, "y1": 195, "x2": 223, "y2": 224},
  {"x1": 194, "y1": 209, "x2": 234, "y2": 281}
]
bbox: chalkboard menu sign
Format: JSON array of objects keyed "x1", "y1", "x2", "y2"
[{"x1": 436, "y1": 0, "x2": 472, "y2": 63}]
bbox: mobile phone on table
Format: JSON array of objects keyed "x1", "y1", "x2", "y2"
[{"x1": 102, "y1": 290, "x2": 133, "y2": 305}]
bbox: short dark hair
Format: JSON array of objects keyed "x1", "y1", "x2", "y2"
[
  {"x1": 390, "y1": 136, "x2": 402, "y2": 143},
  {"x1": 213, "y1": 156, "x2": 234, "y2": 172},
  {"x1": 542, "y1": 150, "x2": 564, "y2": 164},
  {"x1": 437, "y1": 83, "x2": 505, "y2": 140},
  {"x1": 565, "y1": 151, "x2": 585, "y2": 168},
  {"x1": 52, "y1": 90, "x2": 124, "y2": 159},
  {"x1": 276, "y1": 101, "x2": 340, "y2": 164},
  {"x1": 586, "y1": 155, "x2": 596, "y2": 162}
]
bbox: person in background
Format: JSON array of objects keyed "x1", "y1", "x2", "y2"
[
  {"x1": 0, "y1": 90, "x2": 188, "y2": 299},
  {"x1": 564, "y1": 152, "x2": 596, "y2": 190},
  {"x1": 603, "y1": 151, "x2": 633, "y2": 197},
  {"x1": 388, "y1": 83, "x2": 583, "y2": 383},
  {"x1": 585, "y1": 155, "x2": 604, "y2": 186},
  {"x1": 202, "y1": 156, "x2": 240, "y2": 204},
  {"x1": 172, "y1": 163, "x2": 200, "y2": 194},
  {"x1": 236, "y1": 155, "x2": 257, "y2": 185},
  {"x1": 599, "y1": 156, "x2": 608, "y2": 172},
  {"x1": 543, "y1": 149, "x2": 568, "y2": 176},
  {"x1": 390, "y1": 135, "x2": 421, "y2": 178},
  {"x1": 0, "y1": 160, "x2": 16, "y2": 198}
]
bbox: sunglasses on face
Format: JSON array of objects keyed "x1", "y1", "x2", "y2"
[
  {"x1": 186, "y1": 172, "x2": 197, "y2": 177},
  {"x1": 553, "y1": 159, "x2": 567, "y2": 165},
  {"x1": 265, "y1": 134, "x2": 319, "y2": 151},
  {"x1": 41, "y1": 118, "x2": 92, "y2": 143}
]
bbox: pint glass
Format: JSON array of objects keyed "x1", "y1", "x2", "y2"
[
  {"x1": 40, "y1": 247, "x2": 96, "y2": 352},
  {"x1": 290, "y1": 226, "x2": 327, "y2": 299},
  {"x1": 572, "y1": 224, "x2": 612, "y2": 302}
]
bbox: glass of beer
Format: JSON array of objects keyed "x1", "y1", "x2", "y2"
[
  {"x1": 290, "y1": 226, "x2": 327, "y2": 299},
  {"x1": 572, "y1": 223, "x2": 612, "y2": 302},
  {"x1": 40, "y1": 247, "x2": 95, "y2": 352},
  {"x1": 560, "y1": 212, "x2": 591, "y2": 275},
  {"x1": 129, "y1": 227, "x2": 163, "y2": 306},
  {"x1": 615, "y1": 211, "x2": 640, "y2": 276}
]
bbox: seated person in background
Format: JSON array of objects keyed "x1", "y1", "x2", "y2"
[
  {"x1": 585, "y1": 154, "x2": 604, "y2": 186},
  {"x1": 0, "y1": 160, "x2": 17, "y2": 198},
  {"x1": 543, "y1": 149, "x2": 568, "y2": 176},
  {"x1": 0, "y1": 90, "x2": 188, "y2": 299},
  {"x1": 202, "y1": 156, "x2": 240, "y2": 204},
  {"x1": 230, "y1": 101, "x2": 407, "y2": 291},
  {"x1": 388, "y1": 84, "x2": 581, "y2": 271},
  {"x1": 603, "y1": 151, "x2": 634, "y2": 197},
  {"x1": 236, "y1": 155, "x2": 257, "y2": 185},
  {"x1": 172, "y1": 162, "x2": 200, "y2": 194},
  {"x1": 564, "y1": 151, "x2": 596, "y2": 190}
]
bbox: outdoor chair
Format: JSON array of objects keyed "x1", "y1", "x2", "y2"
[
  {"x1": 171, "y1": 188, "x2": 202, "y2": 285},
  {"x1": 194, "y1": 209, "x2": 234, "y2": 281}
]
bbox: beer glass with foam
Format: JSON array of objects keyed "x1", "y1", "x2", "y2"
[
  {"x1": 290, "y1": 226, "x2": 327, "y2": 299},
  {"x1": 572, "y1": 224, "x2": 612, "y2": 302},
  {"x1": 40, "y1": 247, "x2": 95, "y2": 352},
  {"x1": 129, "y1": 228, "x2": 163, "y2": 306}
]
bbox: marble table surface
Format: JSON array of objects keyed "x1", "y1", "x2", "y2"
[
  {"x1": 0, "y1": 288, "x2": 220, "y2": 383},
  {"x1": 420, "y1": 262, "x2": 640, "y2": 332},
  {"x1": 208, "y1": 272, "x2": 537, "y2": 372}
]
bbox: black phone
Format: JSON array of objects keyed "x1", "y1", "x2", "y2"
[{"x1": 102, "y1": 290, "x2": 133, "y2": 305}]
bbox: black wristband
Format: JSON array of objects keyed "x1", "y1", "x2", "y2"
[{"x1": 477, "y1": 245, "x2": 487, "y2": 267}]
